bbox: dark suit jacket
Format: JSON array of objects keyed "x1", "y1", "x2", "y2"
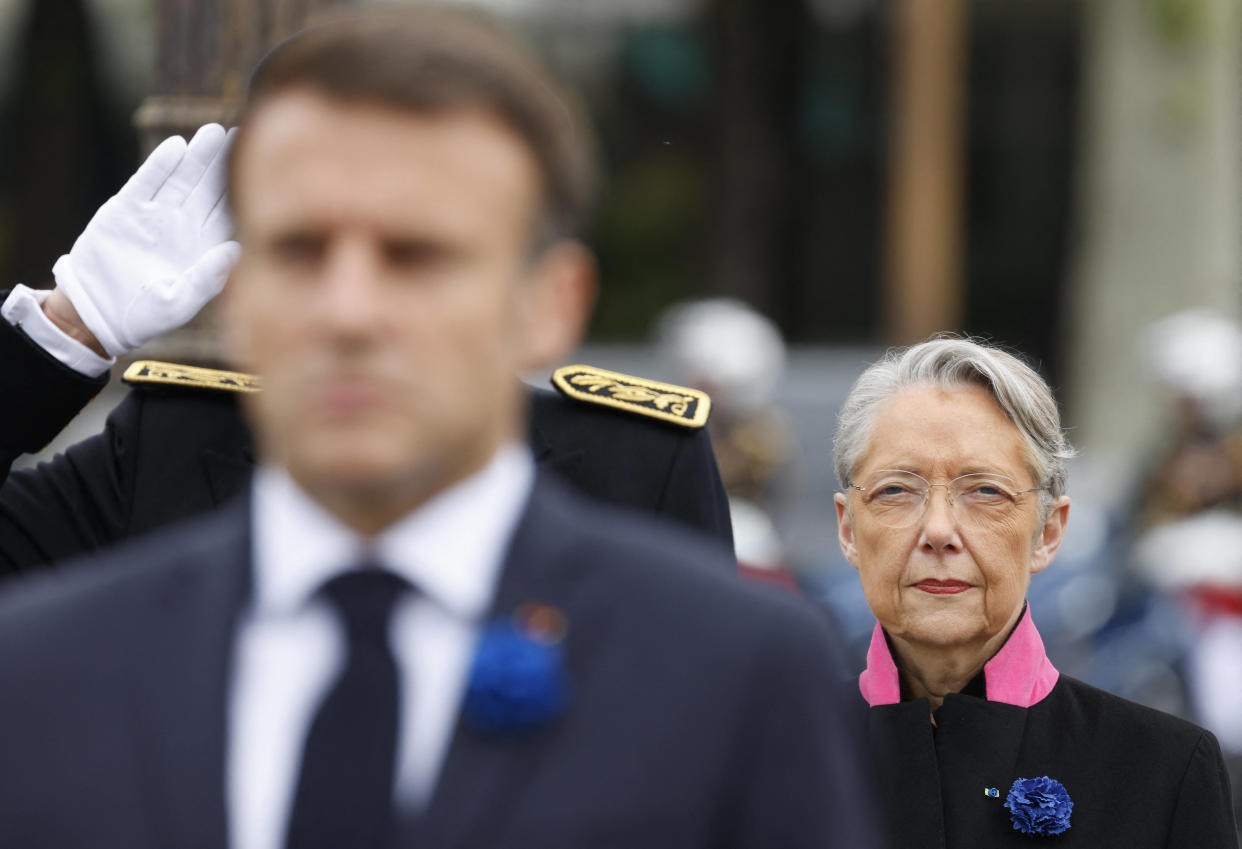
[
  {"x1": 863, "y1": 611, "x2": 1239, "y2": 848},
  {"x1": 0, "y1": 316, "x2": 732, "y2": 574},
  {"x1": 0, "y1": 476, "x2": 876, "y2": 848}
]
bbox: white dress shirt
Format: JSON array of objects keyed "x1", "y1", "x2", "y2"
[
  {"x1": 228, "y1": 446, "x2": 534, "y2": 849},
  {"x1": 1, "y1": 284, "x2": 114, "y2": 376}
]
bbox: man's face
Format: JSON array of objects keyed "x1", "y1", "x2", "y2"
[{"x1": 226, "y1": 90, "x2": 565, "y2": 529}]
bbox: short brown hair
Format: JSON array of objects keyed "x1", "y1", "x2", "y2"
[{"x1": 229, "y1": 4, "x2": 597, "y2": 246}]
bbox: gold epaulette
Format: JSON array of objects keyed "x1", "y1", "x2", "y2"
[
  {"x1": 550, "y1": 364, "x2": 710, "y2": 428},
  {"x1": 121, "y1": 360, "x2": 261, "y2": 394}
]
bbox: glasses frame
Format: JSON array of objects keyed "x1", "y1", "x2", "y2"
[{"x1": 845, "y1": 469, "x2": 1045, "y2": 529}]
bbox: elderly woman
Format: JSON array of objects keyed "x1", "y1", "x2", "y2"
[{"x1": 833, "y1": 338, "x2": 1238, "y2": 848}]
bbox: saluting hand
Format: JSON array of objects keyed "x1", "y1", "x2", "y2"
[{"x1": 45, "y1": 123, "x2": 240, "y2": 358}]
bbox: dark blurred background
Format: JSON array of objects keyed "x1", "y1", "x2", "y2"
[{"x1": 0, "y1": 0, "x2": 1088, "y2": 363}]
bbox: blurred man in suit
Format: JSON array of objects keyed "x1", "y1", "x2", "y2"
[{"x1": 0, "y1": 7, "x2": 876, "y2": 848}]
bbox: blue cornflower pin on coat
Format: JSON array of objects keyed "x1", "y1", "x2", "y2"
[
  {"x1": 463, "y1": 603, "x2": 569, "y2": 736},
  {"x1": 1004, "y1": 776, "x2": 1073, "y2": 836}
]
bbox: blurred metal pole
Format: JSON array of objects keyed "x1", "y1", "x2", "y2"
[
  {"x1": 134, "y1": 0, "x2": 352, "y2": 154},
  {"x1": 1065, "y1": 0, "x2": 1242, "y2": 504},
  {"x1": 883, "y1": 0, "x2": 966, "y2": 345}
]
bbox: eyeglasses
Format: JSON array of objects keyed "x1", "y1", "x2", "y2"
[{"x1": 846, "y1": 470, "x2": 1044, "y2": 529}]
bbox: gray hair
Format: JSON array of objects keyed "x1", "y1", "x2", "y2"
[{"x1": 833, "y1": 337, "x2": 1075, "y2": 505}]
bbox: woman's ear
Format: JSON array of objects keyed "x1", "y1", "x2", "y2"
[
  {"x1": 1030, "y1": 496, "x2": 1070, "y2": 575},
  {"x1": 518, "y1": 241, "x2": 597, "y2": 370},
  {"x1": 835, "y1": 492, "x2": 861, "y2": 570}
]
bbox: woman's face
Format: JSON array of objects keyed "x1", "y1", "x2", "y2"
[{"x1": 834, "y1": 384, "x2": 1069, "y2": 655}]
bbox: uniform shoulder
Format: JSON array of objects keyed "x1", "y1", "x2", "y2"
[
  {"x1": 546, "y1": 364, "x2": 710, "y2": 429},
  {"x1": 121, "y1": 360, "x2": 261, "y2": 395}
]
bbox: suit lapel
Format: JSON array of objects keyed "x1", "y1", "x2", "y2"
[
  {"x1": 414, "y1": 478, "x2": 587, "y2": 849},
  {"x1": 124, "y1": 501, "x2": 252, "y2": 849}
]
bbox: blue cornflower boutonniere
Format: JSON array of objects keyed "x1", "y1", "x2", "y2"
[
  {"x1": 1004, "y1": 776, "x2": 1073, "y2": 836},
  {"x1": 463, "y1": 603, "x2": 569, "y2": 736}
]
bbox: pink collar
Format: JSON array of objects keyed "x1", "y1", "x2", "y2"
[{"x1": 858, "y1": 605, "x2": 1059, "y2": 708}]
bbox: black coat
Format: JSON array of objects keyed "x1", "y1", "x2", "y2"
[
  {"x1": 0, "y1": 317, "x2": 732, "y2": 574},
  {"x1": 0, "y1": 476, "x2": 877, "y2": 848},
  {"x1": 861, "y1": 612, "x2": 1239, "y2": 848}
]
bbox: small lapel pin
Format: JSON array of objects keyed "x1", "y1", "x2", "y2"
[{"x1": 985, "y1": 787, "x2": 1000, "y2": 798}]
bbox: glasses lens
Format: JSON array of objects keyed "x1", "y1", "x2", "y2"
[
  {"x1": 948, "y1": 474, "x2": 1021, "y2": 521},
  {"x1": 856, "y1": 471, "x2": 927, "y2": 528}
]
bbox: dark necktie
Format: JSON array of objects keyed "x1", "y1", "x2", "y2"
[{"x1": 285, "y1": 567, "x2": 410, "y2": 849}]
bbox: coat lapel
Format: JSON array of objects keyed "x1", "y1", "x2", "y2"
[
  {"x1": 413, "y1": 477, "x2": 588, "y2": 849},
  {"x1": 869, "y1": 700, "x2": 947, "y2": 849},
  {"x1": 934, "y1": 694, "x2": 1031, "y2": 843},
  {"x1": 124, "y1": 501, "x2": 252, "y2": 849}
]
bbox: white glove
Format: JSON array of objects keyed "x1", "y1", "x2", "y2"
[{"x1": 51, "y1": 123, "x2": 242, "y2": 357}]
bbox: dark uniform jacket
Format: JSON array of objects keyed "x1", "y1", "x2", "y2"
[
  {"x1": 0, "y1": 476, "x2": 877, "y2": 848},
  {"x1": 0, "y1": 317, "x2": 732, "y2": 574},
  {"x1": 861, "y1": 606, "x2": 1238, "y2": 848}
]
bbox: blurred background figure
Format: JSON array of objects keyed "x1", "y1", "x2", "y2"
[
  {"x1": 1136, "y1": 309, "x2": 1242, "y2": 529},
  {"x1": 656, "y1": 297, "x2": 798, "y2": 585},
  {"x1": 1131, "y1": 308, "x2": 1242, "y2": 824}
]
